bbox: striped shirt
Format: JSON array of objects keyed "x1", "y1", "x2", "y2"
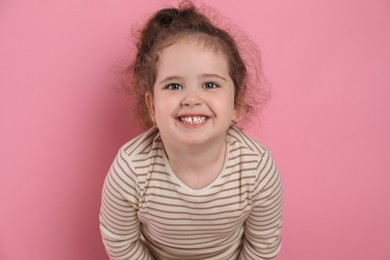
[{"x1": 100, "y1": 126, "x2": 283, "y2": 260}]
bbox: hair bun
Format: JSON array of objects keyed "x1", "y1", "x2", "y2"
[{"x1": 155, "y1": 9, "x2": 177, "y2": 27}]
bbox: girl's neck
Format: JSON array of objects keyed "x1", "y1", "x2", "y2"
[{"x1": 161, "y1": 135, "x2": 228, "y2": 189}]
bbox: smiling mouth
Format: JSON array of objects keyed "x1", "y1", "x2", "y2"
[{"x1": 179, "y1": 116, "x2": 208, "y2": 124}]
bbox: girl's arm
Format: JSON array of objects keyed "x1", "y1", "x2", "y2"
[
  {"x1": 100, "y1": 150, "x2": 153, "y2": 260},
  {"x1": 239, "y1": 150, "x2": 283, "y2": 260}
]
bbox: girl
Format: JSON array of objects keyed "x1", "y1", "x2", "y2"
[{"x1": 100, "y1": 1, "x2": 283, "y2": 259}]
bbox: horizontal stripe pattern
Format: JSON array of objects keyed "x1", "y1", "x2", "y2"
[{"x1": 100, "y1": 126, "x2": 282, "y2": 260}]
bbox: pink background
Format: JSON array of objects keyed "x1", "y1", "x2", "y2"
[{"x1": 1, "y1": 0, "x2": 389, "y2": 259}]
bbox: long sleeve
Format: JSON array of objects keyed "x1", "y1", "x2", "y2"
[
  {"x1": 239, "y1": 149, "x2": 283, "y2": 260},
  {"x1": 99, "y1": 149, "x2": 153, "y2": 260}
]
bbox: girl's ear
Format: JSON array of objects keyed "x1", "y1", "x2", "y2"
[
  {"x1": 145, "y1": 92, "x2": 155, "y2": 123},
  {"x1": 232, "y1": 107, "x2": 239, "y2": 123}
]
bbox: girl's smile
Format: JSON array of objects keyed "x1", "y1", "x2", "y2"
[
  {"x1": 178, "y1": 115, "x2": 208, "y2": 125},
  {"x1": 146, "y1": 37, "x2": 236, "y2": 148},
  {"x1": 180, "y1": 116, "x2": 207, "y2": 124}
]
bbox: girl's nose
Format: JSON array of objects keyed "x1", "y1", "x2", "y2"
[{"x1": 181, "y1": 89, "x2": 202, "y2": 106}]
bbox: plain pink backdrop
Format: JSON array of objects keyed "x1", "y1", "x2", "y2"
[{"x1": 1, "y1": 0, "x2": 389, "y2": 259}]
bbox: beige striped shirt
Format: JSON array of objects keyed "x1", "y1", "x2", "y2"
[{"x1": 100, "y1": 126, "x2": 282, "y2": 259}]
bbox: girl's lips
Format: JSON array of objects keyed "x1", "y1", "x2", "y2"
[{"x1": 176, "y1": 114, "x2": 210, "y2": 127}]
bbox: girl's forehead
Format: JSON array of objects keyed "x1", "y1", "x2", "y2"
[
  {"x1": 157, "y1": 40, "x2": 228, "y2": 70},
  {"x1": 152, "y1": 34, "x2": 232, "y2": 84},
  {"x1": 157, "y1": 39, "x2": 229, "y2": 69}
]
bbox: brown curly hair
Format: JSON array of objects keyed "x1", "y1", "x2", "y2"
[{"x1": 124, "y1": 1, "x2": 268, "y2": 129}]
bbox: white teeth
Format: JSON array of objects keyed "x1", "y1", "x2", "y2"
[{"x1": 180, "y1": 116, "x2": 207, "y2": 124}]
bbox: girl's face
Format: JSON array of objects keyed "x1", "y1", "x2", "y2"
[{"x1": 146, "y1": 38, "x2": 236, "y2": 148}]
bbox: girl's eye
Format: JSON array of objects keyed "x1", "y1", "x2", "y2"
[
  {"x1": 203, "y1": 82, "x2": 218, "y2": 89},
  {"x1": 167, "y1": 83, "x2": 182, "y2": 90}
]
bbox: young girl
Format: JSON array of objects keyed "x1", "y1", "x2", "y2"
[{"x1": 100, "y1": 1, "x2": 283, "y2": 259}]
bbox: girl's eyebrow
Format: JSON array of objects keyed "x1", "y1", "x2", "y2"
[
  {"x1": 157, "y1": 76, "x2": 184, "y2": 85},
  {"x1": 200, "y1": 73, "x2": 227, "y2": 81},
  {"x1": 157, "y1": 73, "x2": 227, "y2": 85}
]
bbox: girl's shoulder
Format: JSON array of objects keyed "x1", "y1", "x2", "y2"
[
  {"x1": 227, "y1": 126, "x2": 270, "y2": 158},
  {"x1": 119, "y1": 127, "x2": 161, "y2": 159}
]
